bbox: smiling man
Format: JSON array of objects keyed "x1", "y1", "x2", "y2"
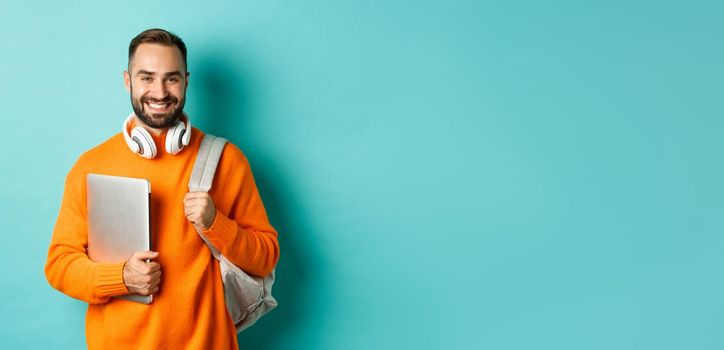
[
  {"x1": 125, "y1": 42, "x2": 188, "y2": 130},
  {"x1": 44, "y1": 28, "x2": 279, "y2": 349}
]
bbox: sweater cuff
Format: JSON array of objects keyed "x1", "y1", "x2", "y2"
[
  {"x1": 94, "y1": 261, "x2": 130, "y2": 297},
  {"x1": 203, "y1": 210, "x2": 238, "y2": 252}
]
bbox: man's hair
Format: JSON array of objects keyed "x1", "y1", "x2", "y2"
[{"x1": 128, "y1": 28, "x2": 187, "y2": 71}]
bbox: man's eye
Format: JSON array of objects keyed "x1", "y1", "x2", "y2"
[
  {"x1": 167, "y1": 77, "x2": 178, "y2": 83},
  {"x1": 141, "y1": 77, "x2": 151, "y2": 81}
]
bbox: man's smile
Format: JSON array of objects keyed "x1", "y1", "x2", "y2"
[{"x1": 145, "y1": 101, "x2": 174, "y2": 113}]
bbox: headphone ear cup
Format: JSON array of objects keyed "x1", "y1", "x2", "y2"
[
  {"x1": 131, "y1": 127, "x2": 157, "y2": 159},
  {"x1": 165, "y1": 120, "x2": 186, "y2": 155}
]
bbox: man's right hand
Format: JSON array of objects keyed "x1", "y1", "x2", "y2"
[{"x1": 122, "y1": 251, "x2": 162, "y2": 296}]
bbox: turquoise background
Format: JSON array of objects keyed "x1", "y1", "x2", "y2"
[{"x1": 1, "y1": 0, "x2": 723, "y2": 348}]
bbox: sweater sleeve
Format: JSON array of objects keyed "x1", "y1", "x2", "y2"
[
  {"x1": 202, "y1": 144, "x2": 280, "y2": 277},
  {"x1": 44, "y1": 160, "x2": 130, "y2": 304}
]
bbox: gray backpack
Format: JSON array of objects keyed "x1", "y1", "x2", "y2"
[{"x1": 188, "y1": 134, "x2": 277, "y2": 332}]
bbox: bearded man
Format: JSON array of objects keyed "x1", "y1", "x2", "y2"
[{"x1": 44, "y1": 28, "x2": 279, "y2": 349}]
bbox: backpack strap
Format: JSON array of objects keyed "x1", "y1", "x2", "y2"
[
  {"x1": 189, "y1": 134, "x2": 228, "y2": 192},
  {"x1": 188, "y1": 134, "x2": 228, "y2": 259}
]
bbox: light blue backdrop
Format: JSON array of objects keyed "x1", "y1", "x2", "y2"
[{"x1": 1, "y1": 0, "x2": 723, "y2": 349}]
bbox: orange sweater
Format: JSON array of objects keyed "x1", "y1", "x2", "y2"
[{"x1": 44, "y1": 123, "x2": 279, "y2": 349}]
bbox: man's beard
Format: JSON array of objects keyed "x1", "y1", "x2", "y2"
[{"x1": 130, "y1": 87, "x2": 186, "y2": 129}]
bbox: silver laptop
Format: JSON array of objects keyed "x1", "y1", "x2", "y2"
[{"x1": 87, "y1": 173, "x2": 153, "y2": 304}]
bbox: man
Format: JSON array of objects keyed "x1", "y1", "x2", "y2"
[{"x1": 44, "y1": 28, "x2": 279, "y2": 349}]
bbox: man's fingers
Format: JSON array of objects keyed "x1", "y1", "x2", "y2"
[
  {"x1": 138, "y1": 286, "x2": 157, "y2": 296},
  {"x1": 184, "y1": 207, "x2": 208, "y2": 222},
  {"x1": 183, "y1": 202, "x2": 209, "y2": 214},
  {"x1": 184, "y1": 209, "x2": 198, "y2": 222},
  {"x1": 147, "y1": 262, "x2": 161, "y2": 273},
  {"x1": 135, "y1": 265, "x2": 156, "y2": 276},
  {"x1": 183, "y1": 205, "x2": 201, "y2": 216},
  {"x1": 185, "y1": 191, "x2": 209, "y2": 198},
  {"x1": 183, "y1": 192, "x2": 209, "y2": 204},
  {"x1": 132, "y1": 250, "x2": 159, "y2": 261},
  {"x1": 142, "y1": 272, "x2": 161, "y2": 287}
]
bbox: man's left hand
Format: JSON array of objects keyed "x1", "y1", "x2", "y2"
[{"x1": 183, "y1": 192, "x2": 217, "y2": 231}]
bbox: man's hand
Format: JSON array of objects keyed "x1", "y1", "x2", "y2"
[
  {"x1": 123, "y1": 251, "x2": 161, "y2": 296},
  {"x1": 183, "y1": 191, "x2": 217, "y2": 231}
]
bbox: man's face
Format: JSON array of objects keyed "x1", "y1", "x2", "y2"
[{"x1": 124, "y1": 43, "x2": 189, "y2": 129}]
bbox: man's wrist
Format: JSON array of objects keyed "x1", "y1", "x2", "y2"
[{"x1": 94, "y1": 261, "x2": 131, "y2": 297}]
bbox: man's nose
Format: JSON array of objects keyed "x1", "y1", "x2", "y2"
[{"x1": 149, "y1": 79, "x2": 169, "y2": 100}]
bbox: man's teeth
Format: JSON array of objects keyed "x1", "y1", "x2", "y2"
[{"x1": 148, "y1": 103, "x2": 170, "y2": 109}]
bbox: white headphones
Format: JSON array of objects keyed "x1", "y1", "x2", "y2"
[{"x1": 123, "y1": 112, "x2": 192, "y2": 159}]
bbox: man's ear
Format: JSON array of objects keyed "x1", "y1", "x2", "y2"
[
  {"x1": 123, "y1": 70, "x2": 131, "y2": 92},
  {"x1": 185, "y1": 71, "x2": 190, "y2": 89}
]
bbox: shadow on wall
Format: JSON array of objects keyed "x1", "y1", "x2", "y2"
[{"x1": 191, "y1": 52, "x2": 315, "y2": 348}]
